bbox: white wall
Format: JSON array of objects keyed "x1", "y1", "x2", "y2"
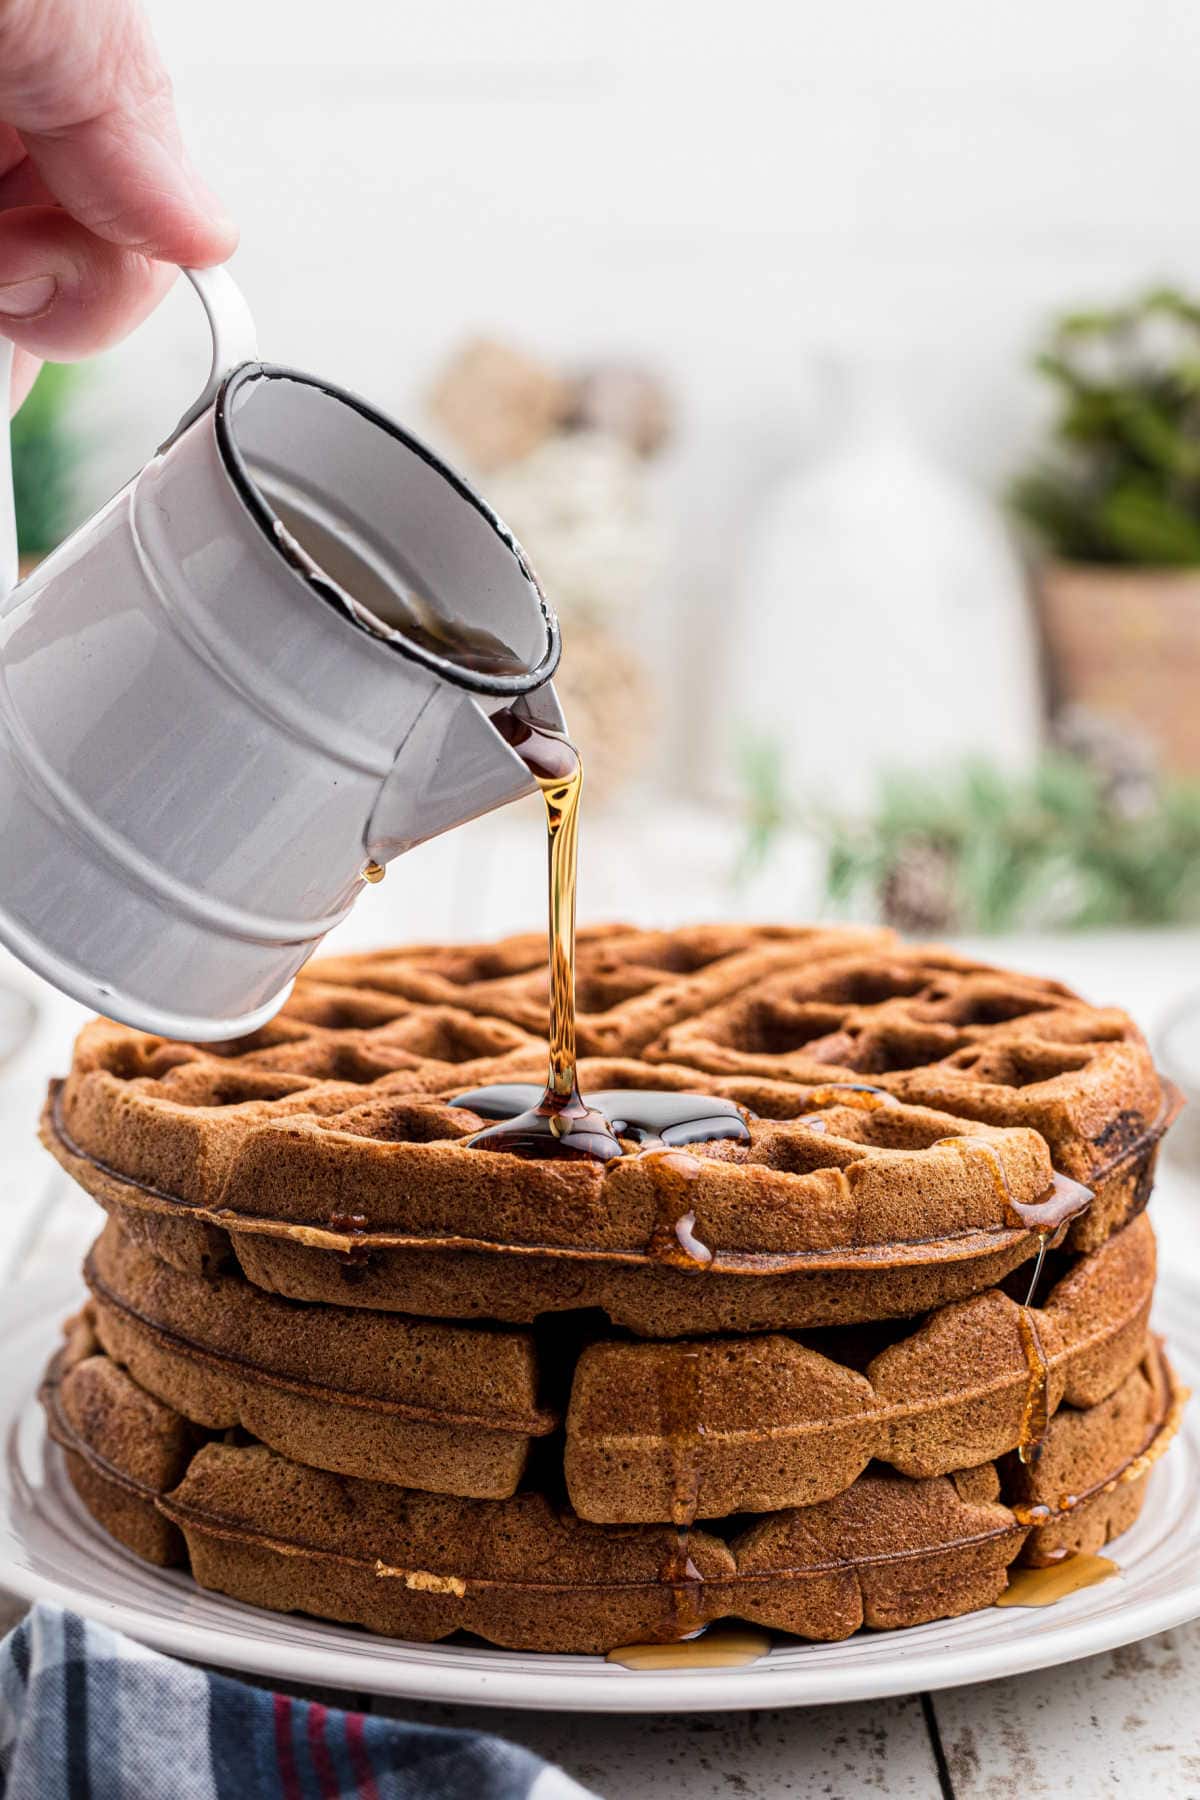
[
  {"x1": 73, "y1": 0, "x2": 1200, "y2": 781},
  {"x1": 101, "y1": 0, "x2": 1200, "y2": 458}
]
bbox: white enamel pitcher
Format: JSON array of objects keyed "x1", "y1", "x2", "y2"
[{"x1": 0, "y1": 268, "x2": 564, "y2": 1040}]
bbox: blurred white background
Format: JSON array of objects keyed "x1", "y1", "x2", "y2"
[
  {"x1": 64, "y1": 0, "x2": 1199, "y2": 794},
  {"x1": 87, "y1": 0, "x2": 1200, "y2": 566}
]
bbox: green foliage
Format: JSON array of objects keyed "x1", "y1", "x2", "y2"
[
  {"x1": 1011, "y1": 285, "x2": 1200, "y2": 564},
  {"x1": 735, "y1": 734, "x2": 790, "y2": 878},
  {"x1": 10, "y1": 363, "x2": 82, "y2": 556},
  {"x1": 738, "y1": 741, "x2": 1200, "y2": 932}
]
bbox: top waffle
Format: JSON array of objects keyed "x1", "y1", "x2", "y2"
[
  {"x1": 44, "y1": 927, "x2": 1173, "y2": 1335},
  {"x1": 301, "y1": 922, "x2": 893, "y2": 1056},
  {"x1": 644, "y1": 944, "x2": 1163, "y2": 1182}
]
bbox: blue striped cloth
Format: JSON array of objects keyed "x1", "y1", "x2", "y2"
[{"x1": 0, "y1": 1604, "x2": 595, "y2": 1800}]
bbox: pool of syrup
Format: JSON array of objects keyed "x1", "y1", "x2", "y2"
[{"x1": 995, "y1": 1554, "x2": 1118, "y2": 1607}]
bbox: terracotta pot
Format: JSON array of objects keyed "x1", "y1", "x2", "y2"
[{"x1": 1036, "y1": 562, "x2": 1200, "y2": 771}]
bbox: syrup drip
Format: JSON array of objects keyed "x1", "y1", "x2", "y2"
[
  {"x1": 1015, "y1": 1308, "x2": 1050, "y2": 1465},
  {"x1": 995, "y1": 1553, "x2": 1118, "y2": 1608},
  {"x1": 928, "y1": 1137, "x2": 1079, "y2": 1461},
  {"x1": 327, "y1": 1211, "x2": 368, "y2": 1232},
  {"x1": 455, "y1": 1087, "x2": 744, "y2": 1260},
  {"x1": 660, "y1": 1530, "x2": 707, "y2": 1639},
  {"x1": 606, "y1": 1627, "x2": 772, "y2": 1670},
  {"x1": 934, "y1": 1136, "x2": 1093, "y2": 1464},
  {"x1": 454, "y1": 1086, "x2": 745, "y2": 1262},
  {"x1": 1010, "y1": 1374, "x2": 1186, "y2": 1526},
  {"x1": 328, "y1": 1210, "x2": 371, "y2": 1268},
  {"x1": 1023, "y1": 1229, "x2": 1051, "y2": 1309},
  {"x1": 649, "y1": 1348, "x2": 711, "y2": 1633},
  {"x1": 657, "y1": 1344, "x2": 705, "y2": 1525},
  {"x1": 642, "y1": 1150, "x2": 715, "y2": 1268},
  {"x1": 935, "y1": 1136, "x2": 1094, "y2": 1237},
  {"x1": 803, "y1": 1083, "x2": 901, "y2": 1111},
  {"x1": 669, "y1": 1207, "x2": 713, "y2": 1266}
]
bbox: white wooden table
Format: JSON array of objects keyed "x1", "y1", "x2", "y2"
[{"x1": 3, "y1": 816, "x2": 1200, "y2": 1798}]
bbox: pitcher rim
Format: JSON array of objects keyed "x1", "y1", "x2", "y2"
[{"x1": 213, "y1": 361, "x2": 563, "y2": 698}]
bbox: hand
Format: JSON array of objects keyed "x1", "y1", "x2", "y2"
[{"x1": 0, "y1": 0, "x2": 236, "y2": 408}]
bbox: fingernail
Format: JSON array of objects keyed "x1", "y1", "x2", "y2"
[{"x1": 0, "y1": 276, "x2": 57, "y2": 318}]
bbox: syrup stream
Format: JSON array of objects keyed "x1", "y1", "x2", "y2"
[
  {"x1": 464, "y1": 712, "x2": 621, "y2": 1161},
  {"x1": 458, "y1": 710, "x2": 750, "y2": 1195}
]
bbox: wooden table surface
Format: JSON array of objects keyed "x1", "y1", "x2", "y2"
[{"x1": 2, "y1": 824, "x2": 1199, "y2": 1798}]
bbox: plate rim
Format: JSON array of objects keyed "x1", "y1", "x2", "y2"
[{"x1": 2, "y1": 1275, "x2": 1199, "y2": 1714}]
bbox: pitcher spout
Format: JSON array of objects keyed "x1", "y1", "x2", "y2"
[{"x1": 365, "y1": 680, "x2": 567, "y2": 862}]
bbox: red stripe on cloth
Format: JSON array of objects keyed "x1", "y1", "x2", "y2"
[
  {"x1": 344, "y1": 1710, "x2": 381, "y2": 1800},
  {"x1": 305, "y1": 1702, "x2": 340, "y2": 1800},
  {"x1": 273, "y1": 1692, "x2": 301, "y2": 1799}
]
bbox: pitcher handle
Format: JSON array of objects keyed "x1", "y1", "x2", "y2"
[
  {"x1": 162, "y1": 265, "x2": 259, "y2": 447},
  {"x1": 0, "y1": 265, "x2": 257, "y2": 605}
]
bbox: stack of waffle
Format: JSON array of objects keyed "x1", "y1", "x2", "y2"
[{"x1": 38, "y1": 926, "x2": 1183, "y2": 1654}]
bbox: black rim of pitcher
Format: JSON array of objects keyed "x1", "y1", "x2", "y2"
[{"x1": 212, "y1": 361, "x2": 562, "y2": 699}]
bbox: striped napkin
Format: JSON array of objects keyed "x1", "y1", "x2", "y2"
[{"x1": 0, "y1": 1603, "x2": 595, "y2": 1799}]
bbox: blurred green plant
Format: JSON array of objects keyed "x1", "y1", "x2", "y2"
[
  {"x1": 11, "y1": 362, "x2": 81, "y2": 557},
  {"x1": 738, "y1": 735, "x2": 1200, "y2": 933},
  {"x1": 1011, "y1": 284, "x2": 1200, "y2": 565}
]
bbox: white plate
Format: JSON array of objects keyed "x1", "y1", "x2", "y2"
[{"x1": 2, "y1": 1277, "x2": 1199, "y2": 1714}]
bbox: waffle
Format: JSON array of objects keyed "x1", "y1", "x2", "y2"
[
  {"x1": 302, "y1": 924, "x2": 895, "y2": 1057},
  {"x1": 42, "y1": 929, "x2": 1171, "y2": 1337},
  {"x1": 83, "y1": 1222, "x2": 555, "y2": 1499},
  {"x1": 41, "y1": 1324, "x2": 1182, "y2": 1655},
  {"x1": 645, "y1": 946, "x2": 1164, "y2": 1189},
  {"x1": 36, "y1": 925, "x2": 1184, "y2": 1654},
  {"x1": 82, "y1": 1212, "x2": 1155, "y2": 1525},
  {"x1": 564, "y1": 1213, "x2": 1155, "y2": 1522}
]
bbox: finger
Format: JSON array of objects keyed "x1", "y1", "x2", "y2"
[
  {"x1": 0, "y1": 0, "x2": 236, "y2": 266},
  {"x1": 0, "y1": 206, "x2": 174, "y2": 359},
  {"x1": 0, "y1": 148, "x2": 57, "y2": 214},
  {"x1": 0, "y1": 129, "x2": 47, "y2": 411},
  {"x1": 0, "y1": 123, "x2": 26, "y2": 179}
]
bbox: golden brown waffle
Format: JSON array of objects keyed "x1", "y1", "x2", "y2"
[
  {"x1": 83, "y1": 1223, "x2": 554, "y2": 1499},
  {"x1": 645, "y1": 945, "x2": 1165, "y2": 1187},
  {"x1": 44, "y1": 1074, "x2": 1166, "y2": 1336},
  {"x1": 564, "y1": 1214, "x2": 1155, "y2": 1522},
  {"x1": 41, "y1": 1326, "x2": 1182, "y2": 1655},
  {"x1": 37, "y1": 925, "x2": 1184, "y2": 1656},
  {"x1": 82, "y1": 1213, "x2": 1154, "y2": 1525},
  {"x1": 43, "y1": 927, "x2": 1171, "y2": 1338},
  {"x1": 302, "y1": 923, "x2": 895, "y2": 1057},
  {"x1": 45, "y1": 1085, "x2": 1066, "y2": 1335}
]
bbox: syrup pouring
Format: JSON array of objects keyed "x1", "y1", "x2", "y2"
[{"x1": 453, "y1": 711, "x2": 751, "y2": 1170}]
